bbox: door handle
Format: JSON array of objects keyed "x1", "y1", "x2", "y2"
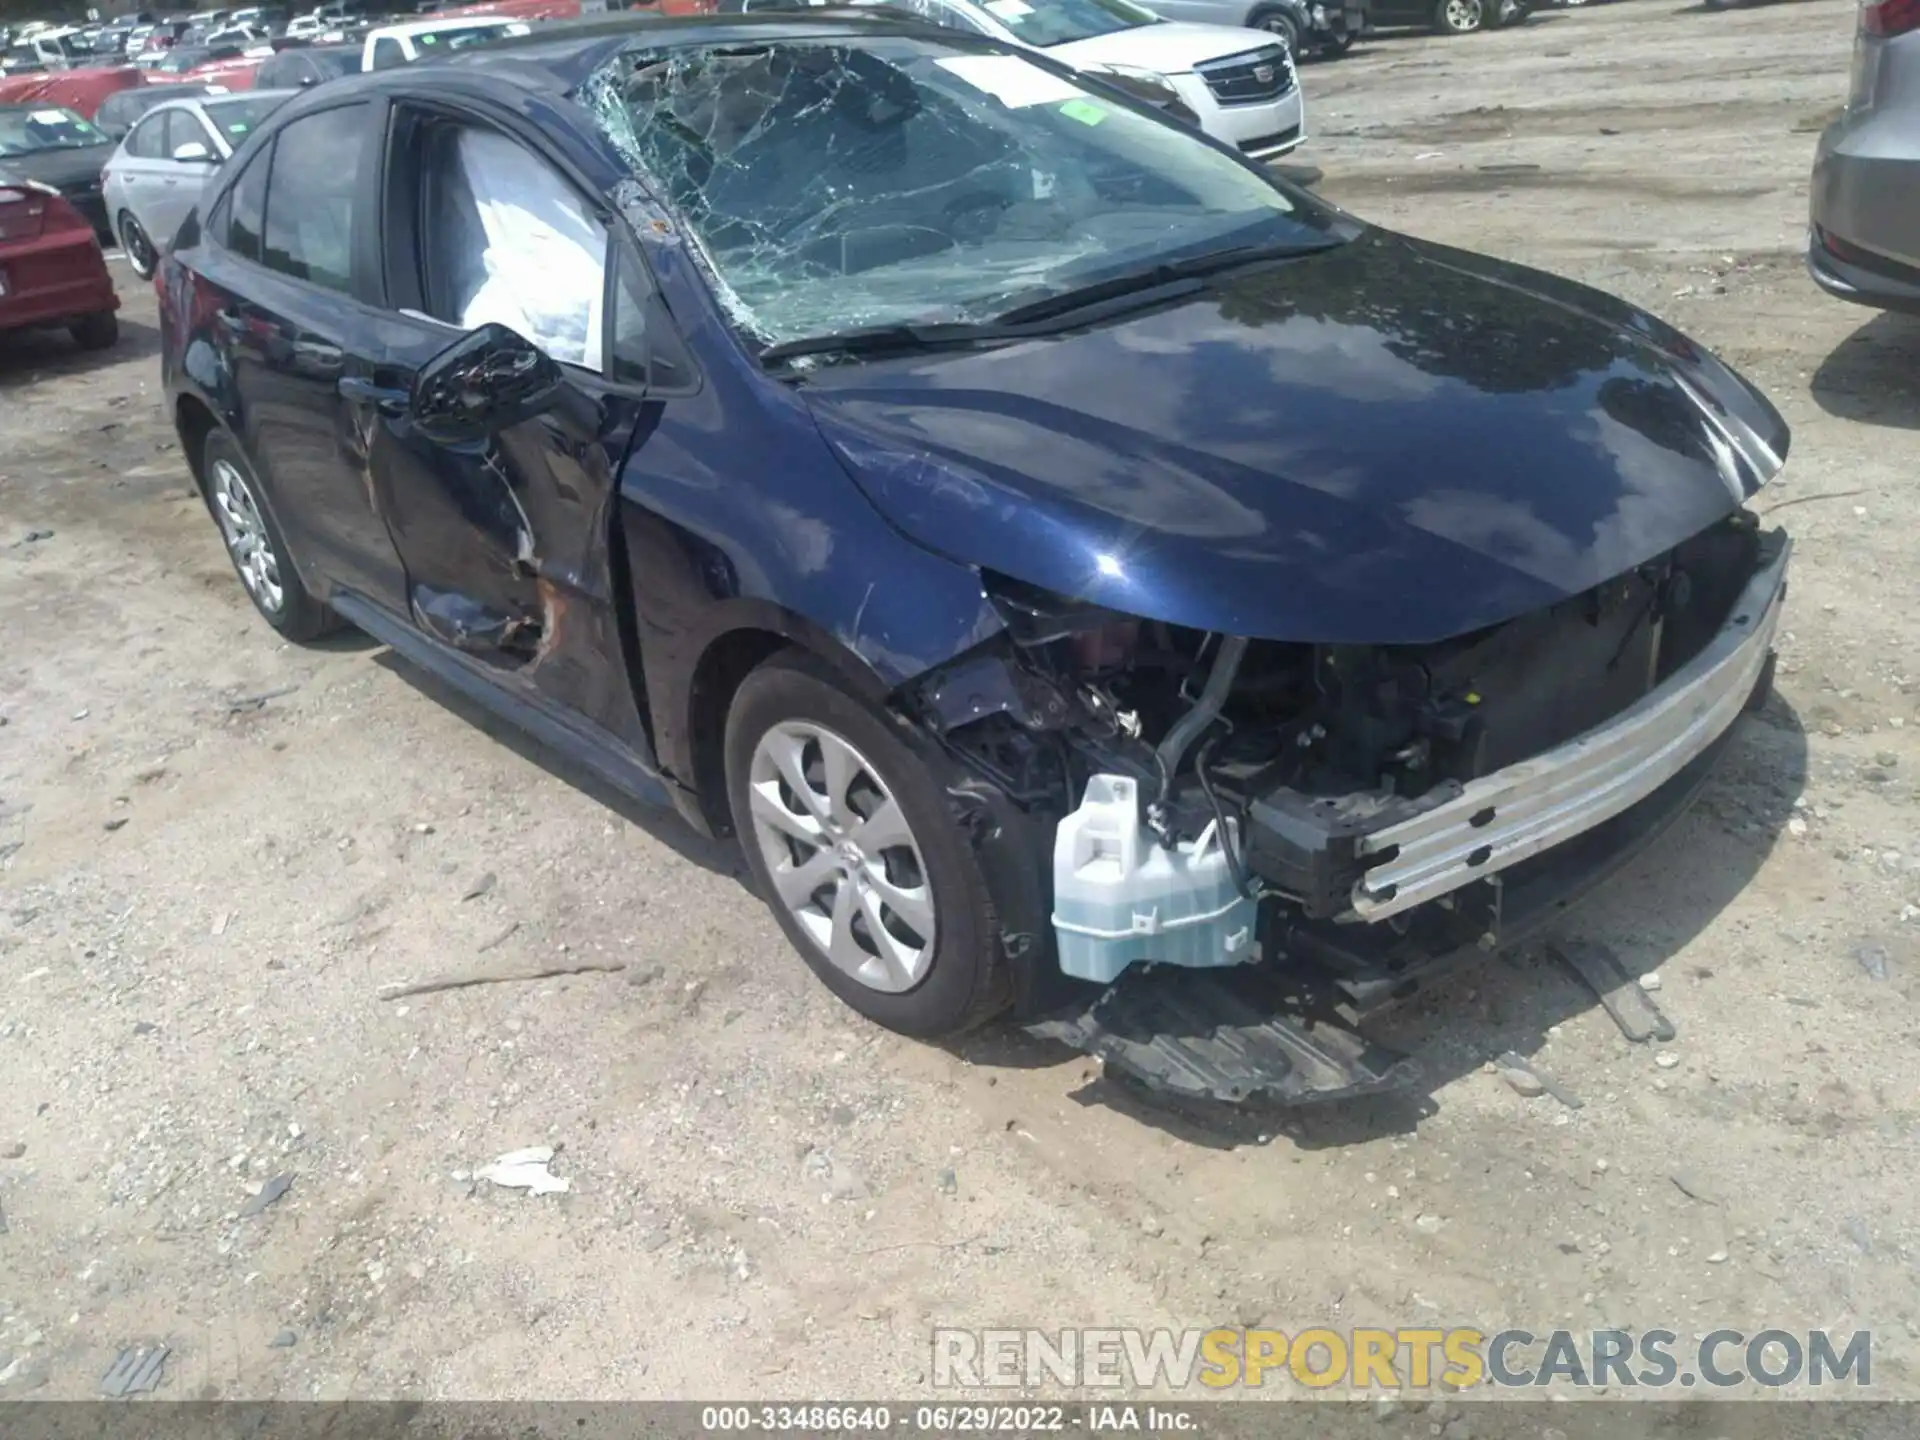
[{"x1": 337, "y1": 376, "x2": 410, "y2": 414}]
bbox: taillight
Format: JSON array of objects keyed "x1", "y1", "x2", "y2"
[
  {"x1": 1862, "y1": 0, "x2": 1920, "y2": 37},
  {"x1": 0, "y1": 184, "x2": 50, "y2": 242}
]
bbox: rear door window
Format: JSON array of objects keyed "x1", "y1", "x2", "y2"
[{"x1": 258, "y1": 101, "x2": 371, "y2": 294}]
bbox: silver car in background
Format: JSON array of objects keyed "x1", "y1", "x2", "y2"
[
  {"x1": 1809, "y1": 0, "x2": 1920, "y2": 311},
  {"x1": 100, "y1": 89, "x2": 294, "y2": 277}
]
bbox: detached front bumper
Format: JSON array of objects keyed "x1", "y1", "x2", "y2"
[
  {"x1": 1246, "y1": 530, "x2": 1789, "y2": 927},
  {"x1": 1350, "y1": 531, "x2": 1789, "y2": 921}
]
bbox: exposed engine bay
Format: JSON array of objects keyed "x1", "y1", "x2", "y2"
[{"x1": 904, "y1": 511, "x2": 1790, "y2": 1104}]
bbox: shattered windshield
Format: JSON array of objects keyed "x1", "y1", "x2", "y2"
[
  {"x1": 581, "y1": 36, "x2": 1338, "y2": 351},
  {"x1": 0, "y1": 106, "x2": 106, "y2": 155},
  {"x1": 971, "y1": 0, "x2": 1159, "y2": 48}
]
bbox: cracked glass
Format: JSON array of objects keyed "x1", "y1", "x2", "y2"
[{"x1": 580, "y1": 35, "x2": 1336, "y2": 350}]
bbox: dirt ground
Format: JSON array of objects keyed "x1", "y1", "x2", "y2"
[{"x1": 2, "y1": 0, "x2": 1918, "y2": 1410}]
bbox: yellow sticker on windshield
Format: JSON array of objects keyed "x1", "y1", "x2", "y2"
[{"x1": 1058, "y1": 99, "x2": 1106, "y2": 126}]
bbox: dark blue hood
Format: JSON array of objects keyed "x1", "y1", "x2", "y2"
[{"x1": 800, "y1": 229, "x2": 1789, "y2": 646}]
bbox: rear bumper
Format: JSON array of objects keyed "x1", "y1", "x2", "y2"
[
  {"x1": 0, "y1": 229, "x2": 118, "y2": 332},
  {"x1": 1809, "y1": 107, "x2": 1920, "y2": 311},
  {"x1": 1807, "y1": 221, "x2": 1920, "y2": 315}
]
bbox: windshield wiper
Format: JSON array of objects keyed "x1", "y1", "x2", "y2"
[
  {"x1": 759, "y1": 319, "x2": 1017, "y2": 365},
  {"x1": 758, "y1": 237, "x2": 1342, "y2": 366},
  {"x1": 992, "y1": 236, "x2": 1343, "y2": 326}
]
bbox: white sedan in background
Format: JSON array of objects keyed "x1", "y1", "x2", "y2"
[
  {"x1": 100, "y1": 90, "x2": 295, "y2": 276},
  {"x1": 874, "y1": 0, "x2": 1305, "y2": 159}
]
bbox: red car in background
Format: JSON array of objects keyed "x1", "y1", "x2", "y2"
[
  {"x1": 179, "y1": 50, "x2": 265, "y2": 89},
  {"x1": 0, "y1": 174, "x2": 119, "y2": 351},
  {"x1": 0, "y1": 65, "x2": 146, "y2": 121}
]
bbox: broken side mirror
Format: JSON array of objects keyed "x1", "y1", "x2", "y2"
[{"x1": 409, "y1": 323, "x2": 564, "y2": 446}]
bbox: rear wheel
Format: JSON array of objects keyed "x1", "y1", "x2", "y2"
[
  {"x1": 1433, "y1": 0, "x2": 1484, "y2": 31},
  {"x1": 726, "y1": 651, "x2": 1010, "y2": 1037},
  {"x1": 202, "y1": 428, "x2": 338, "y2": 642},
  {"x1": 69, "y1": 312, "x2": 118, "y2": 350},
  {"x1": 119, "y1": 211, "x2": 157, "y2": 279}
]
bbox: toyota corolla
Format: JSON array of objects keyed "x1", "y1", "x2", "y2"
[{"x1": 156, "y1": 14, "x2": 1791, "y2": 1103}]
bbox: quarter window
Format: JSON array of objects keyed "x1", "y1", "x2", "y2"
[{"x1": 259, "y1": 102, "x2": 369, "y2": 293}]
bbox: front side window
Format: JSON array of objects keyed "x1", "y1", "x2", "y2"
[
  {"x1": 581, "y1": 38, "x2": 1335, "y2": 348},
  {"x1": 418, "y1": 123, "x2": 607, "y2": 370},
  {"x1": 259, "y1": 103, "x2": 368, "y2": 291},
  {"x1": 163, "y1": 109, "x2": 216, "y2": 158}
]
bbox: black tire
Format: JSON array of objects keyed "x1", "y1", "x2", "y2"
[
  {"x1": 119, "y1": 211, "x2": 156, "y2": 280},
  {"x1": 1433, "y1": 0, "x2": 1484, "y2": 30},
  {"x1": 69, "y1": 311, "x2": 118, "y2": 351},
  {"x1": 1249, "y1": 5, "x2": 1302, "y2": 54},
  {"x1": 201, "y1": 427, "x2": 340, "y2": 642},
  {"x1": 725, "y1": 650, "x2": 1011, "y2": 1038}
]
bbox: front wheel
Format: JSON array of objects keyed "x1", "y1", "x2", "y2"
[
  {"x1": 726, "y1": 651, "x2": 1010, "y2": 1037},
  {"x1": 1433, "y1": 0, "x2": 1484, "y2": 31},
  {"x1": 1249, "y1": 5, "x2": 1302, "y2": 54}
]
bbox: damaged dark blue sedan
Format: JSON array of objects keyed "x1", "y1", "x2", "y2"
[{"x1": 157, "y1": 12, "x2": 1792, "y2": 1104}]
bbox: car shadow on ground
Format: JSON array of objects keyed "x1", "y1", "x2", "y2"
[
  {"x1": 962, "y1": 696, "x2": 1809, "y2": 1150},
  {"x1": 371, "y1": 651, "x2": 747, "y2": 881},
  {"x1": 0, "y1": 316, "x2": 162, "y2": 390},
  {"x1": 1811, "y1": 310, "x2": 1920, "y2": 430}
]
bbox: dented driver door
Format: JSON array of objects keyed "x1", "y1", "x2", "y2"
[
  {"x1": 342, "y1": 108, "x2": 670, "y2": 751},
  {"x1": 347, "y1": 313, "x2": 659, "y2": 754}
]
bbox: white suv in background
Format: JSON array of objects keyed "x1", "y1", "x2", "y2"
[{"x1": 878, "y1": 0, "x2": 1305, "y2": 159}]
